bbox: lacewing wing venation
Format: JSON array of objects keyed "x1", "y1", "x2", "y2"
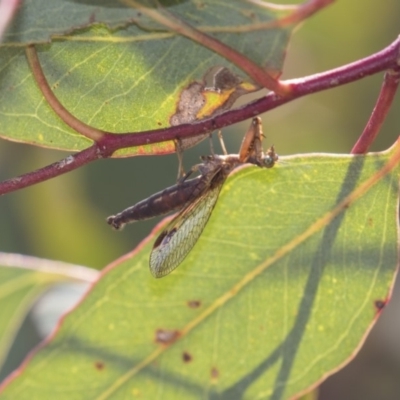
[{"x1": 107, "y1": 117, "x2": 278, "y2": 278}]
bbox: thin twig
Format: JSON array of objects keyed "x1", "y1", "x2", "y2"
[
  {"x1": 25, "y1": 45, "x2": 107, "y2": 142},
  {"x1": 351, "y1": 68, "x2": 400, "y2": 154},
  {"x1": 0, "y1": 145, "x2": 101, "y2": 195}
]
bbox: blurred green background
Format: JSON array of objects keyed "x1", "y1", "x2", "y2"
[{"x1": 0, "y1": 0, "x2": 399, "y2": 399}]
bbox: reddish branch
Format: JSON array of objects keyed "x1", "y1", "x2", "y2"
[
  {"x1": 351, "y1": 67, "x2": 400, "y2": 154},
  {"x1": 0, "y1": 147, "x2": 101, "y2": 195},
  {"x1": 0, "y1": 35, "x2": 399, "y2": 196},
  {"x1": 25, "y1": 45, "x2": 107, "y2": 142}
]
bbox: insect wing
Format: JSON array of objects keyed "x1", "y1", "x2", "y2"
[{"x1": 150, "y1": 182, "x2": 223, "y2": 278}]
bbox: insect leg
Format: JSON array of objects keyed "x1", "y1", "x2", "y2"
[
  {"x1": 177, "y1": 161, "x2": 203, "y2": 185},
  {"x1": 208, "y1": 131, "x2": 215, "y2": 155},
  {"x1": 174, "y1": 138, "x2": 186, "y2": 181}
]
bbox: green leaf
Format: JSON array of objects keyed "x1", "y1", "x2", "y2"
[
  {"x1": 0, "y1": 1, "x2": 292, "y2": 155},
  {"x1": 0, "y1": 255, "x2": 98, "y2": 379},
  {"x1": 1, "y1": 145, "x2": 398, "y2": 399}
]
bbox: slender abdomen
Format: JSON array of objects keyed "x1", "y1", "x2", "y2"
[{"x1": 107, "y1": 176, "x2": 202, "y2": 230}]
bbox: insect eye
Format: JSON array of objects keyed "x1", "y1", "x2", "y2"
[
  {"x1": 262, "y1": 156, "x2": 274, "y2": 168},
  {"x1": 261, "y1": 145, "x2": 278, "y2": 168},
  {"x1": 262, "y1": 153, "x2": 278, "y2": 168}
]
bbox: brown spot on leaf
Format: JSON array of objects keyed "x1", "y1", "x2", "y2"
[
  {"x1": 204, "y1": 66, "x2": 243, "y2": 92},
  {"x1": 94, "y1": 361, "x2": 105, "y2": 370},
  {"x1": 182, "y1": 351, "x2": 192, "y2": 363},
  {"x1": 155, "y1": 329, "x2": 181, "y2": 345},
  {"x1": 374, "y1": 299, "x2": 387, "y2": 312},
  {"x1": 211, "y1": 367, "x2": 219, "y2": 380},
  {"x1": 187, "y1": 300, "x2": 201, "y2": 309},
  {"x1": 170, "y1": 68, "x2": 242, "y2": 139},
  {"x1": 169, "y1": 64, "x2": 258, "y2": 152},
  {"x1": 170, "y1": 82, "x2": 206, "y2": 126}
]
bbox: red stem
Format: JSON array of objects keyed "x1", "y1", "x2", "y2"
[
  {"x1": 351, "y1": 67, "x2": 400, "y2": 154},
  {"x1": 0, "y1": 35, "x2": 399, "y2": 196},
  {"x1": 25, "y1": 45, "x2": 107, "y2": 142},
  {"x1": 104, "y1": 35, "x2": 400, "y2": 151},
  {"x1": 0, "y1": 146, "x2": 100, "y2": 194}
]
